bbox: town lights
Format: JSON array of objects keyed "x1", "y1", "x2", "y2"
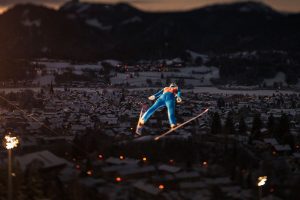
[
  {"x1": 257, "y1": 176, "x2": 267, "y2": 200},
  {"x1": 119, "y1": 155, "x2": 125, "y2": 160},
  {"x1": 158, "y1": 184, "x2": 165, "y2": 190},
  {"x1": 115, "y1": 177, "x2": 122, "y2": 182},
  {"x1": 169, "y1": 159, "x2": 174, "y2": 164},
  {"x1": 142, "y1": 157, "x2": 147, "y2": 162},
  {"x1": 257, "y1": 176, "x2": 267, "y2": 187},
  {"x1": 3, "y1": 133, "x2": 19, "y2": 200},
  {"x1": 4, "y1": 135, "x2": 19, "y2": 150},
  {"x1": 86, "y1": 170, "x2": 93, "y2": 176}
]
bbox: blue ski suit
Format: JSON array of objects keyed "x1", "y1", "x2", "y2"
[{"x1": 141, "y1": 87, "x2": 181, "y2": 126}]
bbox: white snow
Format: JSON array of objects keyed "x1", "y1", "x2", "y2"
[
  {"x1": 101, "y1": 59, "x2": 121, "y2": 66},
  {"x1": 16, "y1": 150, "x2": 71, "y2": 171},
  {"x1": 263, "y1": 72, "x2": 287, "y2": 87},
  {"x1": 192, "y1": 87, "x2": 298, "y2": 96},
  {"x1": 121, "y1": 16, "x2": 142, "y2": 25},
  {"x1": 22, "y1": 19, "x2": 41, "y2": 27},
  {"x1": 36, "y1": 61, "x2": 71, "y2": 69},
  {"x1": 85, "y1": 19, "x2": 112, "y2": 31},
  {"x1": 110, "y1": 66, "x2": 219, "y2": 86},
  {"x1": 186, "y1": 50, "x2": 209, "y2": 63},
  {"x1": 32, "y1": 75, "x2": 55, "y2": 86}
]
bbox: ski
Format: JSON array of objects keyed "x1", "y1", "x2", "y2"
[
  {"x1": 135, "y1": 104, "x2": 148, "y2": 135},
  {"x1": 154, "y1": 108, "x2": 209, "y2": 140}
]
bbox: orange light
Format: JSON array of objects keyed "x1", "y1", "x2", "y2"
[
  {"x1": 87, "y1": 170, "x2": 93, "y2": 176},
  {"x1": 98, "y1": 154, "x2": 103, "y2": 159},
  {"x1": 158, "y1": 184, "x2": 165, "y2": 190},
  {"x1": 142, "y1": 157, "x2": 147, "y2": 162},
  {"x1": 120, "y1": 155, "x2": 125, "y2": 160},
  {"x1": 203, "y1": 161, "x2": 208, "y2": 166},
  {"x1": 115, "y1": 177, "x2": 122, "y2": 182}
]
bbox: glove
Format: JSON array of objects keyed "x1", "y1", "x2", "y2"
[
  {"x1": 176, "y1": 97, "x2": 182, "y2": 103},
  {"x1": 148, "y1": 95, "x2": 155, "y2": 101}
]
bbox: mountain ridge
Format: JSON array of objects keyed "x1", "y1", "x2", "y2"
[{"x1": 0, "y1": 1, "x2": 299, "y2": 60}]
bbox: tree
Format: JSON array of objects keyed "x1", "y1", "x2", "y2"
[
  {"x1": 166, "y1": 77, "x2": 171, "y2": 85},
  {"x1": 275, "y1": 114, "x2": 290, "y2": 142},
  {"x1": 250, "y1": 113, "x2": 262, "y2": 140},
  {"x1": 267, "y1": 114, "x2": 275, "y2": 137},
  {"x1": 146, "y1": 79, "x2": 152, "y2": 86},
  {"x1": 211, "y1": 112, "x2": 222, "y2": 135},
  {"x1": 177, "y1": 78, "x2": 185, "y2": 87},
  {"x1": 238, "y1": 116, "x2": 247, "y2": 135},
  {"x1": 49, "y1": 82, "x2": 54, "y2": 95},
  {"x1": 224, "y1": 112, "x2": 235, "y2": 135},
  {"x1": 217, "y1": 98, "x2": 225, "y2": 108}
]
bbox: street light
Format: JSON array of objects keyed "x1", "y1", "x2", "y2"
[
  {"x1": 4, "y1": 135, "x2": 19, "y2": 149},
  {"x1": 4, "y1": 134, "x2": 19, "y2": 200},
  {"x1": 257, "y1": 176, "x2": 267, "y2": 200}
]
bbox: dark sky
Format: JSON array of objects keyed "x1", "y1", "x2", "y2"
[{"x1": 0, "y1": 0, "x2": 300, "y2": 13}]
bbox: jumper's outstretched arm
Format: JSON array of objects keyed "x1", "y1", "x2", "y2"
[{"x1": 149, "y1": 89, "x2": 164, "y2": 100}]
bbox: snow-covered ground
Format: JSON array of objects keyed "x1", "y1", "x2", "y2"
[
  {"x1": 0, "y1": 87, "x2": 297, "y2": 96},
  {"x1": 192, "y1": 87, "x2": 298, "y2": 96},
  {"x1": 32, "y1": 75, "x2": 55, "y2": 86},
  {"x1": 263, "y1": 72, "x2": 287, "y2": 87},
  {"x1": 110, "y1": 66, "x2": 219, "y2": 86},
  {"x1": 32, "y1": 60, "x2": 121, "y2": 85}
]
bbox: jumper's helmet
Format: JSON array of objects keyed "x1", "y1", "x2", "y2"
[{"x1": 169, "y1": 83, "x2": 177, "y2": 88}]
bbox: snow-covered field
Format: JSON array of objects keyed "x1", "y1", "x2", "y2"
[
  {"x1": 0, "y1": 87, "x2": 297, "y2": 96},
  {"x1": 263, "y1": 72, "x2": 287, "y2": 87},
  {"x1": 110, "y1": 66, "x2": 219, "y2": 87}
]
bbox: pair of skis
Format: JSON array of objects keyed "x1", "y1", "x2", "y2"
[{"x1": 135, "y1": 104, "x2": 209, "y2": 140}]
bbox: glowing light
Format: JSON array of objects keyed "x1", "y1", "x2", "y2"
[
  {"x1": 158, "y1": 184, "x2": 165, "y2": 190},
  {"x1": 115, "y1": 177, "x2": 122, "y2": 182},
  {"x1": 4, "y1": 135, "x2": 19, "y2": 150},
  {"x1": 272, "y1": 151, "x2": 276, "y2": 155},
  {"x1": 203, "y1": 161, "x2": 208, "y2": 166},
  {"x1": 75, "y1": 165, "x2": 80, "y2": 169},
  {"x1": 169, "y1": 159, "x2": 174, "y2": 164},
  {"x1": 119, "y1": 155, "x2": 125, "y2": 160},
  {"x1": 142, "y1": 157, "x2": 147, "y2": 162},
  {"x1": 257, "y1": 176, "x2": 267, "y2": 186},
  {"x1": 98, "y1": 154, "x2": 103, "y2": 159},
  {"x1": 86, "y1": 170, "x2": 93, "y2": 176}
]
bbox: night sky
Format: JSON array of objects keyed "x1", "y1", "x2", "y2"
[{"x1": 0, "y1": 0, "x2": 300, "y2": 13}]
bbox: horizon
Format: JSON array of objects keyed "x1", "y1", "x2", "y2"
[{"x1": 0, "y1": 0, "x2": 300, "y2": 14}]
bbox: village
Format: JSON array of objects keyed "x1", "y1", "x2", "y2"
[{"x1": 0, "y1": 83, "x2": 299, "y2": 200}]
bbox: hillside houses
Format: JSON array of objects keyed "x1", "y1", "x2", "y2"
[{"x1": 0, "y1": 87, "x2": 299, "y2": 199}]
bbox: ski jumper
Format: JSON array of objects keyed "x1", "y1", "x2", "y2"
[{"x1": 141, "y1": 87, "x2": 181, "y2": 126}]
